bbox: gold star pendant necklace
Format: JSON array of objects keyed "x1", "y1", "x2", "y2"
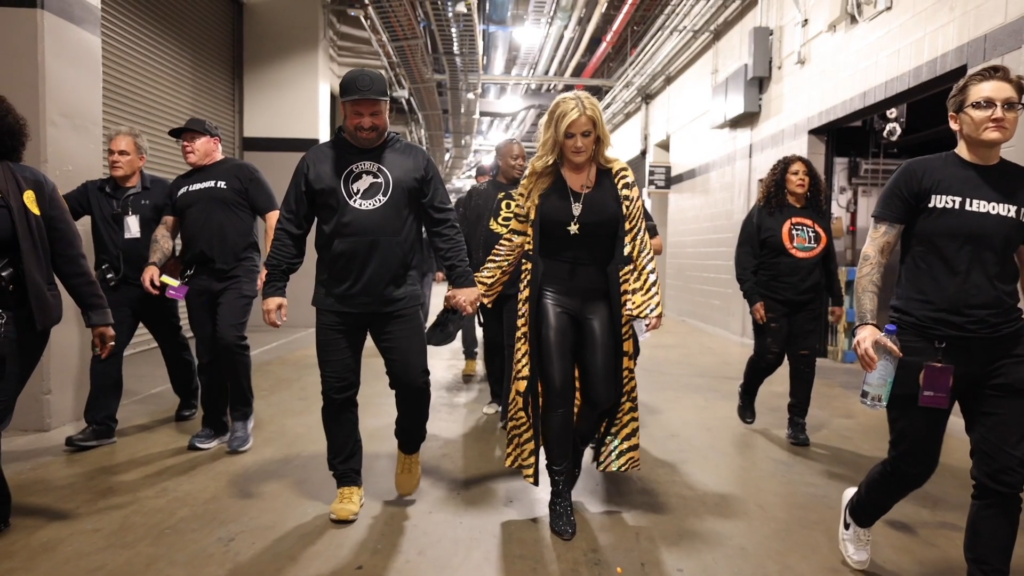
[{"x1": 565, "y1": 165, "x2": 593, "y2": 235}]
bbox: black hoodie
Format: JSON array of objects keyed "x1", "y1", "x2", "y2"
[
  {"x1": 734, "y1": 202, "x2": 843, "y2": 309},
  {"x1": 262, "y1": 129, "x2": 473, "y2": 313}
]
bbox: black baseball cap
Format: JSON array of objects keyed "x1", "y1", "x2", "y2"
[
  {"x1": 168, "y1": 118, "x2": 222, "y2": 139},
  {"x1": 339, "y1": 68, "x2": 390, "y2": 102}
]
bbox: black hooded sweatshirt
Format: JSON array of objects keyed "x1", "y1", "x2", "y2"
[
  {"x1": 734, "y1": 202, "x2": 843, "y2": 309},
  {"x1": 262, "y1": 129, "x2": 474, "y2": 313}
]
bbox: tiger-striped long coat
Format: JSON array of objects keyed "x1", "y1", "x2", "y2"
[{"x1": 474, "y1": 160, "x2": 663, "y2": 486}]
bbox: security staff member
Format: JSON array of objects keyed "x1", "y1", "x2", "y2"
[
  {"x1": 142, "y1": 118, "x2": 279, "y2": 455},
  {"x1": 62, "y1": 127, "x2": 199, "y2": 449},
  {"x1": 261, "y1": 68, "x2": 479, "y2": 523}
]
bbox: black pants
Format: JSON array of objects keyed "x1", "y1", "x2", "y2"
[
  {"x1": 537, "y1": 285, "x2": 617, "y2": 468},
  {"x1": 316, "y1": 305, "x2": 430, "y2": 487},
  {"x1": 462, "y1": 313, "x2": 478, "y2": 360},
  {"x1": 85, "y1": 284, "x2": 198, "y2": 431},
  {"x1": 420, "y1": 273, "x2": 433, "y2": 326},
  {"x1": 480, "y1": 292, "x2": 516, "y2": 412},
  {"x1": 847, "y1": 329, "x2": 1024, "y2": 576},
  {"x1": 184, "y1": 267, "x2": 258, "y2": 435},
  {"x1": 0, "y1": 310, "x2": 51, "y2": 525},
  {"x1": 739, "y1": 298, "x2": 820, "y2": 420}
]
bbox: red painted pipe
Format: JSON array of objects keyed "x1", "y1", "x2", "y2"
[{"x1": 579, "y1": 0, "x2": 642, "y2": 80}]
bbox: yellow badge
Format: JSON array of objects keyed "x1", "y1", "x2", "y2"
[{"x1": 23, "y1": 190, "x2": 40, "y2": 216}]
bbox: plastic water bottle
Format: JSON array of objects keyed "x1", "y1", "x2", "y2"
[{"x1": 860, "y1": 324, "x2": 900, "y2": 409}]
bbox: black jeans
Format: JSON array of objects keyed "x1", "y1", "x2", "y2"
[
  {"x1": 462, "y1": 313, "x2": 478, "y2": 360},
  {"x1": 847, "y1": 329, "x2": 1024, "y2": 576},
  {"x1": 739, "y1": 298, "x2": 821, "y2": 420},
  {"x1": 0, "y1": 309, "x2": 52, "y2": 525},
  {"x1": 184, "y1": 267, "x2": 258, "y2": 435},
  {"x1": 85, "y1": 284, "x2": 198, "y2": 431},
  {"x1": 316, "y1": 305, "x2": 430, "y2": 487},
  {"x1": 537, "y1": 285, "x2": 617, "y2": 468},
  {"x1": 480, "y1": 292, "x2": 516, "y2": 411}
]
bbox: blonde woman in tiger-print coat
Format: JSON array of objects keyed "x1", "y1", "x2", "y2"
[{"x1": 475, "y1": 158, "x2": 663, "y2": 485}]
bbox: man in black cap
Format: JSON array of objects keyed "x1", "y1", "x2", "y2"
[
  {"x1": 261, "y1": 67, "x2": 479, "y2": 523},
  {"x1": 142, "y1": 117, "x2": 280, "y2": 455}
]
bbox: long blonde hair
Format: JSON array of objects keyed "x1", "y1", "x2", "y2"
[{"x1": 519, "y1": 91, "x2": 617, "y2": 211}]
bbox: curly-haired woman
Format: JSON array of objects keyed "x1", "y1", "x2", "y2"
[
  {"x1": 474, "y1": 91, "x2": 662, "y2": 541},
  {"x1": 733, "y1": 154, "x2": 843, "y2": 446},
  {"x1": 0, "y1": 95, "x2": 115, "y2": 534}
]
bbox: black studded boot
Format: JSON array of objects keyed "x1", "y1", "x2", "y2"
[{"x1": 547, "y1": 460, "x2": 577, "y2": 541}]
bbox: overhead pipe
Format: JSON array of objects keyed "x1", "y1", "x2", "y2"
[
  {"x1": 532, "y1": 0, "x2": 577, "y2": 85},
  {"x1": 579, "y1": 0, "x2": 641, "y2": 80},
  {"x1": 558, "y1": 0, "x2": 610, "y2": 87},
  {"x1": 546, "y1": 0, "x2": 588, "y2": 76}
]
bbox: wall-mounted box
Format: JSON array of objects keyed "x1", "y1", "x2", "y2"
[
  {"x1": 748, "y1": 26, "x2": 771, "y2": 80},
  {"x1": 713, "y1": 64, "x2": 761, "y2": 128}
]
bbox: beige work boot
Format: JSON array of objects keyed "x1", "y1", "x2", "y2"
[
  {"x1": 462, "y1": 359, "x2": 477, "y2": 383},
  {"x1": 329, "y1": 486, "x2": 364, "y2": 522},
  {"x1": 395, "y1": 450, "x2": 421, "y2": 496}
]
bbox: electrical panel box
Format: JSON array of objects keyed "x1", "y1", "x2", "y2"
[
  {"x1": 748, "y1": 26, "x2": 771, "y2": 80},
  {"x1": 713, "y1": 64, "x2": 760, "y2": 128}
]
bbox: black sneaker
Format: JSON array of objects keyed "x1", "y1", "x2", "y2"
[
  {"x1": 787, "y1": 417, "x2": 811, "y2": 447},
  {"x1": 227, "y1": 417, "x2": 253, "y2": 454},
  {"x1": 65, "y1": 425, "x2": 116, "y2": 449},
  {"x1": 0, "y1": 520, "x2": 9, "y2": 534},
  {"x1": 737, "y1": 384, "x2": 756, "y2": 425},
  {"x1": 187, "y1": 427, "x2": 229, "y2": 451}
]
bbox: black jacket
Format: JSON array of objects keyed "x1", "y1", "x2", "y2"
[
  {"x1": 456, "y1": 179, "x2": 521, "y2": 294},
  {"x1": 63, "y1": 171, "x2": 171, "y2": 287},
  {"x1": 263, "y1": 129, "x2": 473, "y2": 313},
  {"x1": 734, "y1": 202, "x2": 843, "y2": 309},
  {"x1": 0, "y1": 162, "x2": 113, "y2": 331}
]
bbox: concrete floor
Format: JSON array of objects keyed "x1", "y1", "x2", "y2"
[{"x1": 1, "y1": 291, "x2": 1023, "y2": 576}]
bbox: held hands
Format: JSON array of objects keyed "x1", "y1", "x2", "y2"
[
  {"x1": 829, "y1": 306, "x2": 844, "y2": 325},
  {"x1": 852, "y1": 324, "x2": 902, "y2": 372},
  {"x1": 141, "y1": 265, "x2": 163, "y2": 295},
  {"x1": 446, "y1": 286, "x2": 481, "y2": 316},
  {"x1": 262, "y1": 297, "x2": 288, "y2": 328},
  {"x1": 750, "y1": 302, "x2": 767, "y2": 324},
  {"x1": 91, "y1": 326, "x2": 116, "y2": 359}
]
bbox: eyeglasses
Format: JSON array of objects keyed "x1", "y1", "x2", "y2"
[
  {"x1": 175, "y1": 134, "x2": 210, "y2": 145},
  {"x1": 960, "y1": 101, "x2": 1024, "y2": 116}
]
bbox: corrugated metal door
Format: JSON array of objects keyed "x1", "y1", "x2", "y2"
[{"x1": 100, "y1": 0, "x2": 239, "y2": 355}]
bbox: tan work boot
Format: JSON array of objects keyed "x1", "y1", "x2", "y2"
[
  {"x1": 329, "y1": 486, "x2": 364, "y2": 522},
  {"x1": 462, "y1": 359, "x2": 477, "y2": 383},
  {"x1": 395, "y1": 450, "x2": 421, "y2": 496}
]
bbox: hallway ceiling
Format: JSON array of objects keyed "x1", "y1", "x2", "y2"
[{"x1": 325, "y1": 0, "x2": 691, "y2": 185}]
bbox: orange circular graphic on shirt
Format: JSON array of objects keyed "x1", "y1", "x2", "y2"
[{"x1": 782, "y1": 217, "x2": 826, "y2": 259}]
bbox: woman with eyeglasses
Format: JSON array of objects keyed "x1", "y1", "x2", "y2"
[
  {"x1": 473, "y1": 91, "x2": 662, "y2": 541},
  {"x1": 838, "y1": 65, "x2": 1024, "y2": 574},
  {"x1": 0, "y1": 95, "x2": 116, "y2": 535},
  {"x1": 456, "y1": 138, "x2": 527, "y2": 424}
]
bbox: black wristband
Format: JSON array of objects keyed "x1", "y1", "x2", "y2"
[
  {"x1": 145, "y1": 261, "x2": 159, "y2": 269},
  {"x1": 853, "y1": 322, "x2": 879, "y2": 335}
]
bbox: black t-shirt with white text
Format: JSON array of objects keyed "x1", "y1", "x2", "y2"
[
  {"x1": 873, "y1": 151, "x2": 1024, "y2": 338},
  {"x1": 169, "y1": 157, "x2": 279, "y2": 273}
]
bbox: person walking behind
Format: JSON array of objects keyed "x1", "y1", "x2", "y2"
[{"x1": 734, "y1": 155, "x2": 844, "y2": 446}]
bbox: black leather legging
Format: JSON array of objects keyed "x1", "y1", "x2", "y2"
[{"x1": 537, "y1": 285, "x2": 618, "y2": 468}]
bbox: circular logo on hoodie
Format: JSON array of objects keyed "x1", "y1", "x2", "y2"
[
  {"x1": 341, "y1": 162, "x2": 393, "y2": 210},
  {"x1": 782, "y1": 217, "x2": 826, "y2": 259}
]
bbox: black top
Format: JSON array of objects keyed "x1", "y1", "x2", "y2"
[
  {"x1": 0, "y1": 195, "x2": 24, "y2": 310},
  {"x1": 873, "y1": 151, "x2": 1024, "y2": 338},
  {"x1": 169, "y1": 157, "x2": 279, "y2": 273},
  {"x1": 262, "y1": 130, "x2": 474, "y2": 312},
  {"x1": 538, "y1": 168, "x2": 620, "y2": 290},
  {"x1": 0, "y1": 162, "x2": 113, "y2": 330},
  {"x1": 64, "y1": 171, "x2": 173, "y2": 287},
  {"x1": 457, "y1": 178, "x2": 521, "y2": 294},
  {"x1": 735, "y1": 202, "x2": 843, "y2": 308}
]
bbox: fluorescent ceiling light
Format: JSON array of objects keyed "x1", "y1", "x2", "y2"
[{"x1": 512, "y1": 26, "x2": 543, "y2": 45}]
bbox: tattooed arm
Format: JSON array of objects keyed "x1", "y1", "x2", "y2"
[
  {"x1": 141, "y1": 216, "x2": 179, "y2": 294},
  {"x1": 852, "y1": 219, "x2": 904, "y2": 370}
]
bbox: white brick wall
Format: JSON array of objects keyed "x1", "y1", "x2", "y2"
[{"x1": 610, "y1": 0, "x2": 1024, "y2": 339}]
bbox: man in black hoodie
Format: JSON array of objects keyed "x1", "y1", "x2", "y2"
[{"x1": 261, "y1": 68, "x2": 478, "y2": 523}]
